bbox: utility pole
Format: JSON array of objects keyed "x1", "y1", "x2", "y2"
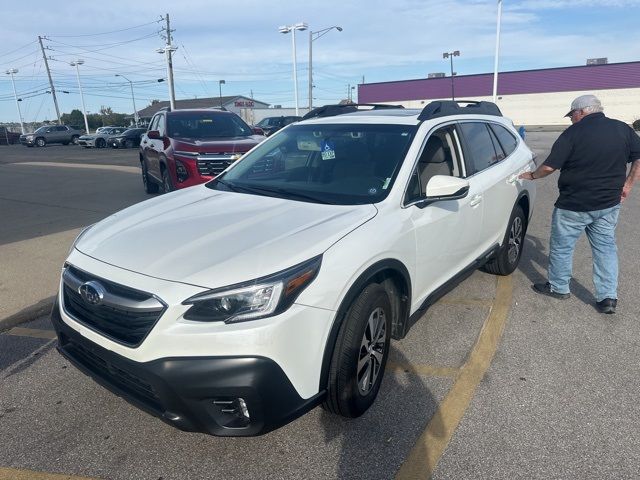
[
  {"x1": 38, "y1": 36, "x2": 61, "y2": 124},
  {"x1": 492, "y1": 0, "x2": 503, "y2": 103},
  {"x1": 5, "y1": 69, "x2": 25, "y2": 134},
  {"x1": 157, "y1": 14, "x2": 177, "y2": 110}
]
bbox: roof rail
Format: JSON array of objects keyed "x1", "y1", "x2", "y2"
[
  {"x1": 417, "y1": 100, "x2": 502, "y2": 122},
  {"x1": 301, "y1": 103, "x2": 405, "y2": 120}
]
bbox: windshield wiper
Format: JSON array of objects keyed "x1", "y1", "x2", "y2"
[
  {"x1": 213, "y1": 178, "x2": 240, "y2": 192},
  {"x1": 230, "y1": 184, "x2": 333, "y2": 204}
]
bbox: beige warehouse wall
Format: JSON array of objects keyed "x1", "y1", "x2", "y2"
[{"x1": 388, "y1": 88, "x2": 640, "y2": 126}]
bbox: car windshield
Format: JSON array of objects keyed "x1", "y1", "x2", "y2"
[
  {"x1": 167, "y1": 112, "x2": 253, "y2": 139},
  {"x1": 123, "y1": 128, "x2": 144, "y2": 136},
  {"x1": 207, "y1": 123, "x2": 417, "y2": 205},
  {"x1": 256, "y1": 117, "x2": 279, "y2": 128}
]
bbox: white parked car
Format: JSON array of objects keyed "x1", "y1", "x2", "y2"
[
  {"x1": 52, "y1": 101, "x2": 536, "y2": 436},
  {"x1": 77, "y1": 127, "x2": 127, "y2": 148}
]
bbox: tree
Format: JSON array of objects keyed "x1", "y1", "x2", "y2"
[{"x1": 60, "y1": 109, "x2": 85, "y2": 127}]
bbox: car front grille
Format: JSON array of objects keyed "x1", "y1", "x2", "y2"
[
  {"x1": 60, "y1": 332, "x2": 162, "y2": 411},
  {"x1": 62, "y1": 265, "x2": 166, "y2": 347},
  {"x1": 196, "y1": 154, "x2": 240, "y2": 176}
]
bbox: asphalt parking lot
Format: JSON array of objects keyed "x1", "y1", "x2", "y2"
[{"x1": 1, "y1": 136, "x2": 640, "y2": 479}]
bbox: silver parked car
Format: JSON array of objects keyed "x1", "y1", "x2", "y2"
[{"x1": 78, "y1": 127, "x2": 128, "y2": 148}]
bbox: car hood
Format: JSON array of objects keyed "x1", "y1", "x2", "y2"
[
  {"x1": 75, "y1": 185, "x2": 377, "y2": 289},
  {"x1": 171, "y1": 136, "x2": 265, "y2": 152},
  {"x1": 80, "y1": 135, "x2": 96, "y2": 139}
]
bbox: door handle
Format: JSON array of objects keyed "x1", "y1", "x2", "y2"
[
  {"x1": 507, "y1": 174, "x2": 518, "y2": 184},
  {"x1": 470, "y1": 195, "x2": 482, "y2": 207}
]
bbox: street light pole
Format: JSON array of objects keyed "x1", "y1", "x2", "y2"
[
  {"x1": 492, "y1": 0, "x2": 503, "y2": 103},
  {"x1": 5, "y1": 68, "x2": 25, "y2": 134},
  {"x1": 442, "y1": 50, "x2": 460, "y2": 101},
  {"x1": 115, "y1": 74, "x2": 139, "y2": 126},
  {"x1": 70, "y1": 60, "x2": 90, "y2": 133},
  {"x1": 308, "y1": 25, "x2": 343, "y2": 110},
  {"x1": 218, "y1": 80, "x2": 225, "y2": 109},
  {"x1": 279, "y1": 22, "x2": 308, "y2": 116}
]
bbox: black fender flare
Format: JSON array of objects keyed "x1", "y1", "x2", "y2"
[{"x1": 318, "y1": 259, "x2": 411, "y2": 391}]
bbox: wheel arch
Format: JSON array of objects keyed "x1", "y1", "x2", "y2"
[
  {"x1": 318, "y1": 259, "x2": 411, "y2": 391},
  {"x1": 517, "y1": 190, "x2": 531, "y2": 225}
]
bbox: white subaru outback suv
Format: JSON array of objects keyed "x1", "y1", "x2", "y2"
[{"x1": 52, "y1": 101, "x2": 536, "y2": 436}]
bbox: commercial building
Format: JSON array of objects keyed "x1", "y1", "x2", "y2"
[
  {"x1": 135, "y1": 95, "x2": 270, "y2": 125},
  {"x1": 358, "y1": 61, "x2": 640, "y2": 126}
]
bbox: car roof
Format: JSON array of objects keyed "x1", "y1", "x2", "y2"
[
  {"x1": 167, "y1": 108, "x2": 232, "y2": 116},
  {"x1": 298, "y1": 101, "x2": 513, "y2": 128}
]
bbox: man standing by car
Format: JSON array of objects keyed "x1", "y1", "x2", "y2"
[{"x1": 519, "y1": 94, "x2": 640, "y2": 314}]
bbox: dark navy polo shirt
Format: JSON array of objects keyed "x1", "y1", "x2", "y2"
[{"x1": 543, "y1": 112, "x2": 640, "y2": 212}]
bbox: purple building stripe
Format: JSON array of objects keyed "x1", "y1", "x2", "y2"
[{"x1": 359, "y1": 61, "x2": 640, "y2": 103}]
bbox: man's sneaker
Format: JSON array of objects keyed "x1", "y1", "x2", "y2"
[
  {"x1": 596, "y1": 298, "x2": 617, "y2": 314},
  {"x1": 532, "y1": 282, "x2": 570, "y2": 300}
]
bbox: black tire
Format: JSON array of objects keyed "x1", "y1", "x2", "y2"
[
  {"x1": 62, "y1": 142, "x2": 69, "y2": 146},
  {"x1": 96, "y1": 138, "x2": 106, "y2": 148},
  {"x1": 161, "y1": 166, "x2": 173, "y2": 193},
  {"x1": 124, "y1": 139, "x2": 134, "y2": 149},
  {"x1": 483, "y1": 204, "x2": 526, "y2": 276},
  {"x1": 141, "y1": 161, "x2": 159, "y2": 194},
  {"x1": 323, "y1": 283, "x2": 392, "y2": 418},
  {"x1": 71, "y1": 135, "x2": 79, "y2": 145},
  {"x1": 35, "y1": 137, "x2": 46, "y2": 147}
]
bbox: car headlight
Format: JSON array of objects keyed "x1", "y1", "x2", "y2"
[
  {"x1": 182, "y1": 255, "x2": 322, "y2": 323},
  {"x1": 68, "y1": 224, "x2": 95, "y2": 255},
  {"x1": 26, "y1": 135, "x2": 34, "y2": 140}
]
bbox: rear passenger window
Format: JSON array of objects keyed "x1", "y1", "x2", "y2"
[
  {"x1": 489, "y1": 124, "x2": 518, "y2": 157},
  {"x1": 459, "y1": 122, "x2": 500, "y2": 175}
]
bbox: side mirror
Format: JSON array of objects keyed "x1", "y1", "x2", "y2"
[
  {"x1": 422, "y1": 175, "x2": 470, "y2": 205},
  {"x1": 252, "y1": 127, "x2": 265, "y2": 136},
  {"x1": 147, "y1": 130, "x2": 161, "y2": 140}
]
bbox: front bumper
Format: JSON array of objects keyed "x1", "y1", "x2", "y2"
[
  {"x1": 78, "y1": 138, "x2": 96, "y2": 147},
  {"x1": 20, "y1": 138, "x2": 35, "y2": 146},
  {"x1": 52, "y1": 300, "x2": 324, "y2": 436}
]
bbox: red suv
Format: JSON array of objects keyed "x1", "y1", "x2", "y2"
[{"x1": 140, "y1": 108, "x2": 266, "y2": 193}]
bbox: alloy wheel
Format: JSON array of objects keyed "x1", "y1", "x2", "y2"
[
  {"x1": 357, "y1": 307, "x2": 387, "y2": 396},
  {"x1": 507, "y1": 216, "x2": 523, "y2": 264}
]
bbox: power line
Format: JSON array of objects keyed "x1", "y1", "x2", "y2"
[
  {"x1": 0, "y1": 40, "x2": 38, "y2": 59},
  {"x1": 45, "y1": 19, "x2": 163, "y2": 38},
  {"x1": 46, "y1": 33, "x2": 161, "y2": 54}
]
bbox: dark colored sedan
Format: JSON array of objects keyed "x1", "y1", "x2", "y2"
[{"x1": 108, "y1": 128, "x2": 147, "y2": 148}]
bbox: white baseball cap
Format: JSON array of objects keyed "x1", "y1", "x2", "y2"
[{"x1": 564, "y1": 94, "x2": 602, "y2": 117}]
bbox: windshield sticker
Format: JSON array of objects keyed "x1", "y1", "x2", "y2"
[
  {"x1": 382, "y1": 178, "x2": 391, "y2": 190},
  {"x1": 368, "y1": 187, "x2": 378, "y2": 196},
  {"x1": 321, "y1": 140, "x2": 336, "y2": 160}
]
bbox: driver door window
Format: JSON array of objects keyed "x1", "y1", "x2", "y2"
[{"x1": 406, "y1": 124, "x2": 463, "y2": 203}]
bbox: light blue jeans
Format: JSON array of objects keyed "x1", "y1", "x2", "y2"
[{"x1": 548, "y1": 205, "x2": 620, "y2": 302}]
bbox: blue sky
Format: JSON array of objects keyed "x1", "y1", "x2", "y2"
[{"x1": 1, "y1": 0, "x2": 639, "y2": 123}]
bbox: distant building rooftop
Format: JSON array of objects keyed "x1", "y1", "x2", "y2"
[{"x1": 359, "y1": 61, "x2": 640, "y2": 103}]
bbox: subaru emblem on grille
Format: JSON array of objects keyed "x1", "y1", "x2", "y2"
[{"x1": 78, "y1": 281, "x2": 106, "y2": 306}]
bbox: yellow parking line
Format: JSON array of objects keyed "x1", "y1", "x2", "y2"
[
  {"x1": 387, "y1": 362, "x2": 459, "y2": 378},
  {"x1": 0, "y1": 467, "x2": 100, "y2": 480},
  {"x1": 396, "y1": 275, "x2": 513, "y2": 479},
  {"x1": 4, "y1": 327, "x2": 57, "y2": 340}
]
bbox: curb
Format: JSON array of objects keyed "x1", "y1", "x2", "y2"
[{"x1": 0, "y1": 296, "x2": 55, "y2": 332}]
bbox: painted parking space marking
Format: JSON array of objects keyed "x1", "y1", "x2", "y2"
[
  {"x1": 0, "y1": 467, "x2": 99, "y2": 480},
  {"x1": 396, "y1": 275, "x2": 513, "y2": 479},
  {"x1": 9, "y1": 162, "x2": 139, "y2": 173},
  {"x1": 3, "y1": 327, "x2": 56, "y2": 340}
]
